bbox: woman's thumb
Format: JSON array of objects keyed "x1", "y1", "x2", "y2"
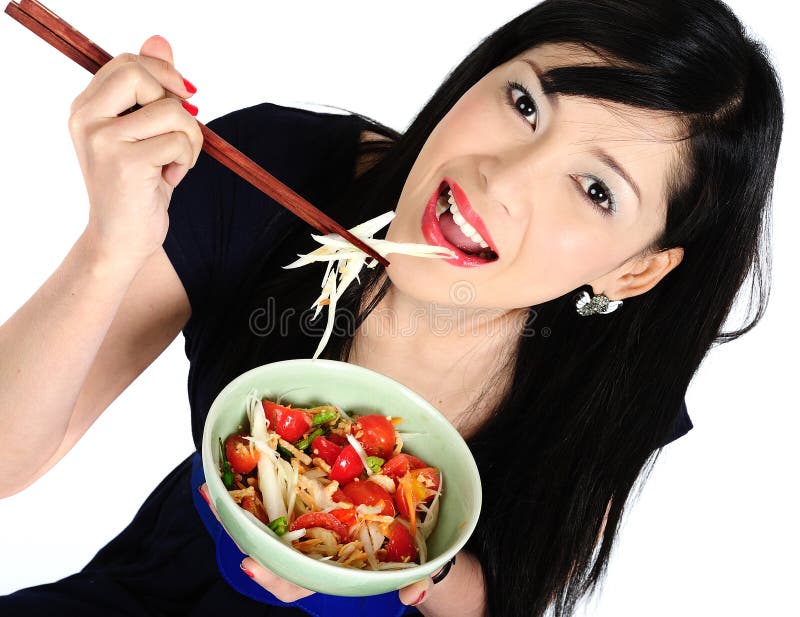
[
  {"x1": 398, "y1": 577, "x2": 432, "y2": 606},
  {"x1": 139, "y1": 34, "x2": 175, "y2": 65}
]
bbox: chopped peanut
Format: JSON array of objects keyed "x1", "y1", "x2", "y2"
[{"x1": 312, "y1": 457, "x2": 332, "y2": 474}]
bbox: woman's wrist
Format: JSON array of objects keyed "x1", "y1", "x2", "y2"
[
  {"x1": 77, "y1": 226, "x2": 147, "y2": 282},
  {"x1": 415, "y1": 551, "x2": 486, "y2": 617}
]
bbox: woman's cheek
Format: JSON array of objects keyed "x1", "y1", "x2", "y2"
[{"x1": 517, "y1": 234, "x2": 585, "y2": 300}]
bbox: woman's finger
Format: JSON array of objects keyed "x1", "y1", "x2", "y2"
[
  {"x1": 198, "y1": 483, "x2": 253, "y2": 555},
  {"x1": 198, "y1": 483, "x2": 221, "y2": 523},
  {"x1": 85, "y1": 59, "x2": 185, "y2": 120},
  {"x1": 135, "y1": 49, "x2": 196, "y2": 100},
  {"x1": 398, "y1": 576, "x2": 433, "y2": 607},
  {"x1": 138, "y1": 34, "x2": 194, "y2": 100},
  {"x1": 116, "y1": 98, "x2": 203, "y2": 175},
  {"x1": 240, "y1": 557, "x2": 316, "y2": 602},
  {"x1": 139, "y1": 34, "x2": 175, "y2": 67},
  {"x1": 71, "y1": 47, "x2": 195, "y2": 117}
]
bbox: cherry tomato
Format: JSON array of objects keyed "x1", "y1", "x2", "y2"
[
  {"x1": 240, "y1": 495, "x2": 269, "y2": 525},
  {"x1": 353, "y1": 414, "x2": 397, "y2": 459},
  {"x1": 385, "y1": 521, "x2": 418, "y2": 563},
  {"x1": 329, "y1": 508, "x2": 358, "y2": 529},
  {"x1": 311, "y1": 435, "x2": 343, "y2": 466},
  {"x1": 262, "y1": 400, "x2": 314, "y2": 442},
  {"x1": 332, "y1": 488, "x2": 351, "y2": 503},
  {"x1": 328, "y1": 445, "x2": 364, "y2": 485},
  {"x1": 381, "y1": 453, "x2": 428, "y2": 480},
  {"x1": 325, "y1": 432, "x2": 349, "y2": 447},
  {"x1": 290, "y1": 511, "x2": 350, "y2": 541},
  {"x1": 224, "y1": 434, "x2": 260, "y2": 474},
  {"x1": 341, "y1": 480, "x2": 397, "y2": 517}
]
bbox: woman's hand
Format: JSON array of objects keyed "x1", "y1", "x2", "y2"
[
  {"x1": 67, "y1": 34, "x2": 203, "y2": 270},
  {"x1": 198, "y1": 483, "x2": 433, "y2": 606}
]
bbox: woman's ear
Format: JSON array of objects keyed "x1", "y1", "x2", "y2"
[{"x1": 590, "y1": 246, "x2": 684, "y2": 301}]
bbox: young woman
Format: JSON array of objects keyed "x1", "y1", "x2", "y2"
[{"x1": 0, "y1": 1, "x2": 782, "y2": 616}]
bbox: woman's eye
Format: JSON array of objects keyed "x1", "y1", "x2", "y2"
[
  {"x1": 506, "y1": 80, "x2": 538, "y2": 130},
  {"x1": 572, "y1": 175, "x2": 617, "y2": 216}
]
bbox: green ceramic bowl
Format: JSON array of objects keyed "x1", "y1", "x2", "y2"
[{"x1": 201, "y1": 358, "x2": 482, "y2": 597}]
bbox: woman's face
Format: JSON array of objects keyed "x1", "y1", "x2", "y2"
[{"x1": 385, "y1": 42, "x2": 685, "y2": 310}]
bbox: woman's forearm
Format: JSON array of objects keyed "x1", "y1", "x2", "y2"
[
  {"x1": 418, "y1": 550, "x2": 487, "y2": 617},
  {"x1": 0, "y1": 228, "x2": 142, "y2": 496}
]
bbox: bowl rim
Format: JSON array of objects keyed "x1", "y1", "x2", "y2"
[{"x1": 201, "y1": 358, "x2": 482, "y2": 584}]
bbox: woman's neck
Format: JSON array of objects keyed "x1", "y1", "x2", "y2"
[{"x1": 347, "y1": 277, "x2": 526, "y2": 437}]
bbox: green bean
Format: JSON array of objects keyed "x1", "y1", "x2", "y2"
[
  {"x1": 268, "y1": 516, "x2": 288, "y2": 536},
  {"x1": 294, "y1": 428, "x2": 324, "y2": 451},
  {"x1": 366, "y1": 456, "x2": 384, "y2": 474}
]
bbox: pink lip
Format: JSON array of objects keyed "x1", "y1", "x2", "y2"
[
  {"x1": 444, "y1": 177, "x2": 498, "y2": 253},
  {"x1": 420, "y1": 178, "x2": 499, "y2": 268}
]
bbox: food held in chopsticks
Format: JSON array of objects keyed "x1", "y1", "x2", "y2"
[
  {"x1": 218, "y1": 389, "x2": 443, "y2": 570},
  {"x1": 283, "y1": 211, "x2": 455, "y2": 358}
]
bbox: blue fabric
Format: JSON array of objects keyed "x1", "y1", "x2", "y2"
[{"x1": 190, "y1": 453, "x2": 419, "y2": 617}]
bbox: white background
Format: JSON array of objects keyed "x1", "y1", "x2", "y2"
[{"x1": 0, "y1": 1, "x2": 796, "y2": 614}]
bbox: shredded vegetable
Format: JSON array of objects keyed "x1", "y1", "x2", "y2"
[
  {"x1": 346, "y1": 433, "x2": 373, "y2": 476},
  {"x1": 283, "y1": 211, "x2": 455, "y2": 359}
]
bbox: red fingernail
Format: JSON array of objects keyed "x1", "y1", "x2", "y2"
[
  {"x1": 197, "y1": 486, "x2": 210, "y2": 505},
  {"x1": 240, "y1": 562, "x2": 255, "y2": 578},
  {"x1": 182, "y1": 77, "x2": 197, "y2": 94},
  {"x1": 411, "y1": 590, "x2": 426, "y2": 606},
  {"x1": 181, "y1": 100, "x2": 198, "y2": 116}
]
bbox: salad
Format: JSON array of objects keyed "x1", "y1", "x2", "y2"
[{"x1": 218, "y1": 389, "x2": 443, "y2": 570}]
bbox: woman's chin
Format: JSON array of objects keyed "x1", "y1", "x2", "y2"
[{"x1": 383, "y1": 262, "x2": 450, "y2": 305}]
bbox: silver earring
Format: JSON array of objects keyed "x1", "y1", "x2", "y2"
[{"x1": 575, "y1": 291, "x2": 623, "y2": 316}]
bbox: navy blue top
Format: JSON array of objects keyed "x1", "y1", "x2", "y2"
[{"x1": 1, "y1": 101, "x2": 693, "y2": 617}]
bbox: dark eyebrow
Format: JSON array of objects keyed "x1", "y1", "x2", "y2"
[
  {"x1": 588, "y1": 147, "x2": 642, "y2": 202},
  {"x1": 521, "y1": 59, "x2": 560, "y2": 111}
]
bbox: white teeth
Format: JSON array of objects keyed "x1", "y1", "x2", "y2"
[
  {"x1": 442, "y1": 187, "x2": 492, "y2": 250},
  {"x1": 460, "y1": 221, "x2": 477, "y2": 237}
]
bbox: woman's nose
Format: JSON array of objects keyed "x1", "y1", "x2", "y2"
[
  {"x1": 478, "y1": 155, "x2": 532, "y2": 218},
  {"x1": 477, "y1": 147, "x2": 544, "y2": 219},
  {"x1": 474, "y1": 168, "x2": 510, "y2": 217}
]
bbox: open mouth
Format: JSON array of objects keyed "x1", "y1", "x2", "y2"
[
  {"x1": 421, "y1": 178, "x2": 498, "y2": 266},
  {"x1": 435, "y1": 183, "x2": 498, "y2": 261}
]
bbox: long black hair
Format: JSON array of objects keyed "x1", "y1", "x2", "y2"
[{"x1": 199, "y1": 1, "x2": 783, "y2": 615}]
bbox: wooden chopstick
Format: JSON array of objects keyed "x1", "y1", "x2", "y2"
[{"x1": 4, "y1": 0, "x2": 390, "y2": 267}]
